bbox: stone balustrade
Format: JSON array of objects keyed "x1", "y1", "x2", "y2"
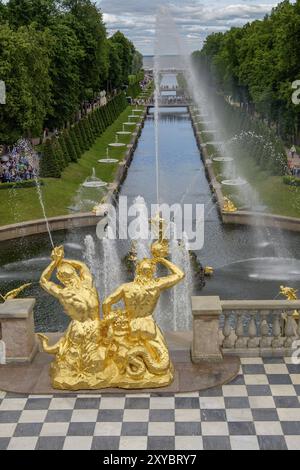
[
  {"x1": 192, "y1": 297, "x2": 300, "y2": 362},
  {"x1": 0, "y1": 299, "x2": 37, "y2": 363}
]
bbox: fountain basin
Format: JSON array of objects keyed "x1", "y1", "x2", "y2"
[
  {"x1": 221, "y1": 178, "x2": 248, "y2": 187},
  {"x1": 117, "y1": 131, "x2": 132, "y2": 136},
  {"x1": 109, "y1": 143, "x2": 126, "y2": 148},
  {"x1": 98, "y1": 159, "x2": 119, "y2": 164},
  {"x1": 213, "y1": 157, "x2": 234, "y2": 163},
  {"x1": 124, "y1": 122, "x2": 137, "y2": 126},
  {"x1": 82, "y1": 181, "x2": 108, "y2": 188}
]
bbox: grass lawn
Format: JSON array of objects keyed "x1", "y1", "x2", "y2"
[
  {"x1": 202, "y1": 132, "x2": 300, "y2": 219},
  {"x1": 0, "y1": 106, "x2": 141, "y2": 226}
]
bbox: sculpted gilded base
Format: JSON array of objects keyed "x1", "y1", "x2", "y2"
[{"x1": 38, "y1": 238, "x2": 184, "y2": 390}]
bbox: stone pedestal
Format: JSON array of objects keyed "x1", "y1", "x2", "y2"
[
  {"x1": 191, "y1": 296, "x2": 223, "y2": 363},
  {"x1": 0, "y1": 299, "x2": 37, "y2": 363}
]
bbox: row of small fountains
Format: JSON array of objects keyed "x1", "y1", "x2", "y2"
[{"x1": 82, "y1": 108, "x2": 144, "y2": 192}]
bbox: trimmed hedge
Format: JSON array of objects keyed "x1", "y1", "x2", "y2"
[
  {"x1": 40, "y1": 139, "x2": 61, "y2": 178},
  {"x1": 40, "y1": 93, "x2": 128, "y2": 178},
  {"x1": 0, "y1": 179, "x2": 44, "y2": 190},
  {"x1": 283, "y1": 175, "x2": 300, "y2": 187}
]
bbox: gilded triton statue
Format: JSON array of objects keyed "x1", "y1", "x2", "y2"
[
  {"x1": 102, "y1": 239, "x2": 185, "y2": 388},
  {"x1": 37, "y1": 246, "x2": 108, "y2": 390},
  {"x1": 38, "y1": 230, "x2": 185, "y2": 390}
]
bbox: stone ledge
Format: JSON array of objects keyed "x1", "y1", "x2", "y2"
[
  {"x1": 192, "y1": 296, "x2": 222, "y2": 316},
  {"x1": 221, "y1": 299, "x2": 300, "y2": 310},
  {"x1": 0, "y1": 299, "x2": 36, "y2": 319},
  {"x1": 0, "y1": 354, "x2": 240, "y2": 394}
]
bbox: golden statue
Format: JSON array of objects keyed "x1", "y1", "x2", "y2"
[
  {"x1": 280, "y1": 285, "x2": 299, "y2": 319},
  {"x1": 38, "y1": 235, "x2": 184, "y2": 390},
  {"x1": 37, "y1": 246, "x2": 107, "y2": 390},
  {"x1": 0, "y1": 283, "x2": 32, "y2": 302},
  {"x1": 102, "y1": 240, "x2": 184, "y2": 388},
  {"x1": 223, "y1": 197, "x2": 237, "y2": 213},
  {"x1": 204, "y1": 266, "x2": 214, "y2": 277}
]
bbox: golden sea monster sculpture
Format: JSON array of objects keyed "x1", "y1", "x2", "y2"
[
  {"x1": 223, "y1": 197, "x2": 237, "y2": 213},
  {"x1": 38, "y1": 234, "x2": 185, "y2": 390},
  {"x1": 280, "y1": 285, "x2": 299, "y2": 319},
  {"x1": 0, "y1": 283, "x2": 32, "y2": 302}
]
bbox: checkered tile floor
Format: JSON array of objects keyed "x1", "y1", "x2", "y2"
[{"x1": 0, "y1": 357, "x2": 300, "y2": 450}]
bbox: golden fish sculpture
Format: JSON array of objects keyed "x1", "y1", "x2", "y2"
[
  {"x1": 38, "y1": 239, "x2": 184, "y2": 390},
  {"x1": 223, "y1": 197, "x2": 237, "y2": 213},
  {"x1": 0, "y1": 283, "x2": 32, "y2": 302},
  {"x1": 280, "y1": 285, "x2": 299, "y2": 320}
]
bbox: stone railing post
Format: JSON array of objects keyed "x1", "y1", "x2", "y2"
[
  {"x1": 0, "y1": 299, "x2": 37, "y2": 363},
  {"x1": 191, "y1": 296, "x2": 223, "y2": 362}
]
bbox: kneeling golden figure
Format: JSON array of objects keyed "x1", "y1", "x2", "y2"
[{"x1": 38, "y1": 241, "x2": 184, "y2": 390}]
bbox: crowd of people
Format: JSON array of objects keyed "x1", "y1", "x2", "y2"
[{"x1": 0, "y1": 144, "x2": 37, "y2": 184}]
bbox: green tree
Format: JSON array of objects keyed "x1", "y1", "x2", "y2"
[
  {"x1": 6, "y1": 0, "x2": 58, "y2": 28},
  {"x1": 46, "y1": 20, "x2": 84, "y2": 129},
  {"x1": 110, "y1": 31, "x2": 135, "y2": 85},
  {"x1": 107, "y1": 40, "x2": 123, "y2": 90},
  {"x1": 0, "y1": 23, "x2": 52, "y2": 143},
  {"x1": 63, "y1": 0, "x2": 109, "y2": 98}
]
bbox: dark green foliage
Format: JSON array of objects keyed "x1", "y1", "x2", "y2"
[
  {"x1": 58, "y1": 134, "x2": 71, "y2": 166},
  {"x1": 213, "y1": 94, "x2": 288, "y2": 175},
  {"x1": 78, "y1": 121, "x2": 89, "y2": 150},
  {"x1": 283, "y1": 175, "x2": 300, "y2": 187},
  {"x1": 74, "y1": 123, "x2": 84, "y2": 153},
  {"x1": 0, "y1": 0, "x2": 142, "y2": 144},
  {"x1": 40, "y1": 139, "x2": 61, "y2": 178},
  {"x1": 0, "y1": 179, "x2": 44, "y2": 190},
  {"x1": 37, "y1": 93, "x2": 128, "y2": 178},
  {"x1": 63, "y1": 129, "x2": 77, "y2": 163},
  {"x1": 193, "y1": 0, "x2": 300, "y2": 145},
  {"x1": 69, "y1": 127, "x2": 81, "y2": 161},
  {"x1": 83, "y1": 118, "x2": 93, "y2": 146}
]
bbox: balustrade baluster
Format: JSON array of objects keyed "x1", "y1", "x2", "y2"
[
  {"x1": 285, "y1": 311, "x2": 296, "y2": 348},
  {"x1": 248, "y1": 313, "x2": 259, "y2": 348},
  {"x1": 235, "y1": 312, "x2": 247, "y2": 349},
  {"x1": 260, "y1": 311, "x2": 270, "y2": 348},
  {"x1": 222, "y1": 312, "x2": 234, "y2": 349},
  {"x1": 272, "y1": 313, "x2": 282, "y2": 349}
]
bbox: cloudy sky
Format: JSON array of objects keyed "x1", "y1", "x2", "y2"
[{"x1": 98, "y1": 0, "x2": 287, "y2": 55}]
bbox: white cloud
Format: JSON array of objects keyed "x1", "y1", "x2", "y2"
[{"x1": 98, "y1": 1, "x2": 279, "y2": 54}]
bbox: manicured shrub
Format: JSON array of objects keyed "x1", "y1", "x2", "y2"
[
  {"x1": 53, "y1": 137, "x2": 68, "y2": 169},
  {"x1": 64, "y1": 129, "x2": 77, "y2": 162},
  {"x1": 0, "y1": 180, "x2": 44, "y2": 190},
  {"x1": 40, "y1": 139, "x2": 61, "y2": 178},
  {"x1": 58, "y1": 134, "x2": 71, "y2": 165},
  {"x1": 37, "y1": 94, "x2": 129, "y2": 179},
  {"x1": 74, "y1": 123, "x2": 85, "y2": 153},
  {"x1": 69, "y1": 128, "x2": 81, "y2": 161},
  {"x1": 83, "y1": 118, "x2": 93, "y2": 146},
  {"x1": 78, "y1": 121, "x2": 89, "y2": 150},
  {"x1": 283, "y1": 175, "x2": 300, "y2": 187}
]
